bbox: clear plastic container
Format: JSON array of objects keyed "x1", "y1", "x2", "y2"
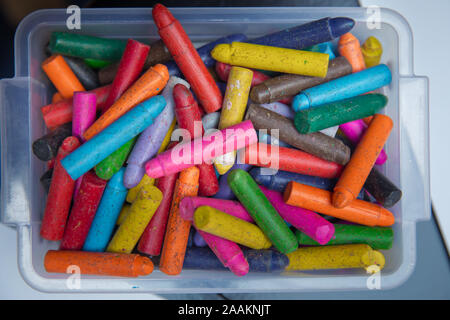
[{"x1": 0, "y1": 7, "x2": 430, "y2": 293}]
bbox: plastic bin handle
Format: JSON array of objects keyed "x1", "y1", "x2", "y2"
[
  {"x1": 399, "y1": 75, "x2": 430, "y2": 222},
  {"x1": 0, "y1": 77, "x2": 33, "y2": 225}
]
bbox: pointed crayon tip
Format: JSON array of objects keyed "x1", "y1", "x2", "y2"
[
  {"x1": 329, "y1": 17, "x2": 355, "y2": 38},
  {"x1": 152, "y1": 3, "x2": 175, "y2": 29}
]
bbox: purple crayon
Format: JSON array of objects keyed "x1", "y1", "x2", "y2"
[
  {"x1": 124, "y1": 76, "x2": 189, "y2": 188},
  {"x1": 214, "y1": 163, "x2": 252, "y2": 200},
  {"x1": 193, "y1": 231, "x2": 207, "y2": 247},
  {"x1": 259, "y1": 185, "x2": 335, "y2": 245}
]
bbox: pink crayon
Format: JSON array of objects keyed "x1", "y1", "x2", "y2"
[
  {"x1": 339, "y1": 119, "x2": 387, "y2": 165},
  {"x1": 259, "y1": 185, "x2": 335, "y2": 245},
  {"x1": 180, "y1": 196, "x2": 250, "y2": 276},
  {"x1": 72, "y1": 92, "x2": 97, "y2": 198},
  {"x1": 145, "y1": 120, "x2": 258, "y2": 179}
]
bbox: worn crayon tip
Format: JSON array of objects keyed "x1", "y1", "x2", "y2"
[
  {"x1": 123, "y1": 164, "x2": 145, "y2": 189},
  {"x1": 211, "y1": 44, "x2": 232, "y2": 63},
  {"x1": 137, "y1": 256, "x2": 154, "y2": 276},
  {"x1": 179, "y1": 166, "x2": 200, "y2": 185},
  {"x1": 315, "y1": 224, "x2": 335, "y2": 245},
  {"x1": 331, "y1": 189, "x2": 353, "y2": 209},
  {"x1": 329, "y1": 17, "x2": 355, "y2": 38},
  {"x1": 152, "y1": 3, "x2": 175, "y2": 29},
  {"x1": 362, "y1": 36, "x2": 382, "y2": 53},
  {"x1": 361, "y1": 249, "x2": 385, "y2": 272},
  {"x1": 227, "y1": 254, "x2": 250, "y2": 276},
  {"x1": 292, "y1": 93, "x2": 311, "y2": 111},
  {"x1": 377, "y1": 208, "x2": 395, "y2": 227},
  {"x1": 338, "y1": 32, "x2": 359, "y2": 46}
]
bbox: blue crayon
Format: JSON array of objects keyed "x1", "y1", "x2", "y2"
[
  {"x1": 292, "y1": 64, "x2": 392, "y2": 111},
  {"x1": 193, "y1": 231, "x2": 207, "y2": 247},
  {"x1": 248, "y1": 17, "x2": 354, "y2": 50},
  {"x1": 165, "y1": 33, "x2": 247, "y2": 76},
  {"x1": 183, "y1": 248, "x2": 289, "y2": 272},
  {"x1": 305, "y1": 42, "x2": 336, "y2": 59},
  {"x1": 215, "y1": 81, "x2": 227, "y2": 95},
  {"x1": 83, "y1": 168, "x2": 128, "y2": 252},
  {"x1": 61, "y1": 96, "x2": 166, "y2": 180},
  {"x1": 258, "y1": 132, "x2": 291, "y2": 148},
  {"x1": 213, "y1": 162, "x2": 252, "y2": 200}
]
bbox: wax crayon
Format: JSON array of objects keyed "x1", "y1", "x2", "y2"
[
  {"x1": 95, "y1": 137, "x2": 136, "y2": 180},
  {"x1": 32, "y1": 122, "x2": 72, "y2": 161},
  {"x1": 213, "y1": 163, "x2": 252, "y2": 200},
  {"x1": 286, "y1": 244, "x2": 385, "y2": 271},
  {"x1": 296, "y1": 224, "x2": 393, "y2": 250},
  {"x1": 193, "y1": 231, "x2": 207, "y2": 247},
  {"x1": 84, "y1": 58, "x2": 111, "y2": 69},
  {"x1": 258, "y1": 132, "x2": 290, "y2": 148},
  {"x1": 159, "y1": 167, "x2": 200, "y2": 275},
  {"x1": 72, "y1": 92, "x2": 96, "y2": 143},
  {"x1": 333, "y1": 114, "x2": 393, "y2": 208},
  {"x1": 41, "y1": 85, "x2": 110, "y2": 129},
  {"x1": 212, "y1": 42, "x2": 329, "y2": 77},
  {"x1": 40, "y1": 169, "x2": 53, "y2": 193},
  {"x1": 165, "y1": 33, "x2": 247, "y2": 77},
  {"x1": 126, "y1": 175, "x2": 155, "y2": 204},
  {"x1": 98, "y1": 39, "x2": 172, "y2": 85},
  {"x1": 49, "y1": 32, "x2": 127, "y2": 62},
  {"x1": 153, "y1": 4, "x2": 222, "y2": 113},
  {"x1": 243, "y1": 143, "x2": 343, "y2": 179},
  {"x1": 364, "y1": 168, "x2": 402, "y2": 208},
  {"x1": 40, "y1": 137, "x2": 80, "y2": 241},
  {"x1": 250, "y1": 56, "x2": 352, "y2": 104},
  {"x1": 102, "y1": 39, "x2": 150, "y2": 112},
  {"x1": 294, "y1": 93, "x2": 388, "y2": 134},
  {"x1": 259, "y1": 101, "x2": 296, "y2": 119},
  {"x1": 107, "y1": 185, "x2": 163, "y2": 254},
  {"x1": 214, "y1": 66, "x2": 253, "y2": 174},
  {"x1": 145, "y1": 120, "x2": 258, "y2": 179},
  {"x1": 52, "y1": 92, "x2": 64, "y2": 104},
  {"x1": 61, "y1": 96, "x2": 166, "y2": 180},
  {"x1": 187, "y1": 229, "x2": 195, "y2": 248},
  {"x1": 259, "y1": 186, "x2": 334, "y2": 245},
  {"x1": 362, "y1": 36, "x2": 383, "y2": 68},
  {"x1": 339, "y1": 119, "x2": 388, "y2": 166},
  {"x1": 202, "y1": 112, "x2": 221, "y2": 131},
  {"x1": 194, "y1": 206, "x2": 272, "y2": 250},
  {"x1": 215, "y1": 62, "x2": 270, "y2": 87},
  {"x1": 245, "y1": 105, "x2": 351, "y2": 165},
  {"x1": 137, "y1": 169, "x2": 179, "y2": 256},
  {"x1": 83, "y1": 64, "x2": 169, "y2": 141},
  {"x1": 60, "y1": 171, "x2": 107, "y2": 250},
  {"x1": 83, "y1": 168, "x2": 128, "y2": 252},
  {"x1": 125, "y1": 77, "x2": 185, "y2": 188},
  {"x1": 42, "y1": 54, "x2": 85, "y2": 99},
  {"x1": 283, "y1": 182, "x2": 395, "y2": 227},
  {"x1": 363, "y1": 116, "x2": 373, "y2": 126},
  {"x1": 116, "y1": 204, "x2": 130, "y2": 226},
  {"x1": 227, "y1": 169, "x2": 297, "y2": 253},
  {"x1": 173, "y1": 83, "x2": 219, "y2": 196},
  {"x1": 305, "y1": 42, "x2": 336, "y2": 59},
  {"x1": 62, "y1": 56, "x2": 99, "y2": 90},
  {"x1": 338, "y1": 33, "x2": 366, "y2": 73},
  {"x1": 292, "y1": 64, "x2": 392, "y2": 111},
  {"x1": 248, "y1": 17, "x2": 355, "y2": 50},
  {"x1": 44, "y1": 250, "x2": 153, "y2": 277}
]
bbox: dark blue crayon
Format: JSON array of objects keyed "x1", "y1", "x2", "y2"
[
  {"x1": 187, "y1": 228, "x2": 195, "y2": 248},
  {"x1": 215, "y1": 81, "x2": 227, "y2": 95},
  {"x1": 183, "y1": 248, "x2": 289, "y2": 272},
  {"x1": 193, "y1": 230, "x2": 207, "y2": 247},
  {"x1": 213, "y1": 162, "x2": 252, "y2": 200},
  {"x1": 248, "y1": 17, "x2": 355, "y2": 50},
  {"x1": 165, "y1": 33, "x2": 247, "y2": 77}
]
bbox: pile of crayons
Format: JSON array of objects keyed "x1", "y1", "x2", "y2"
[{"x1": 36, "y1": 4, "x2": 400, "y2": 278}]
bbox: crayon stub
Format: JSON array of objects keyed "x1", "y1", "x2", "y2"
[{"x1": 361, "y1": 36, "x2": 383, "y2": 68}]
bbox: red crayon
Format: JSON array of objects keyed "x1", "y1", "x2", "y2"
[
  {"x1": 102, "y1": 39, "x2": 150, "y2": 113},
  {"x1": 40, "y1": 136, "x2": 81, "y2": 241},
  {"x1": 153, "y1": 3, "x2": 222, "y2": 113},
  {"x1": 173, "y1": 84, "x2": 219, "y2": 196},
  {"x1": 60, "y1": 171, "x2": 107, "y2": 250},
  {"x1": 41, "y1": 85, "x2": 111, "y2": 129},
  {"x1": 242, "y1": 143, "x2": 343, "y2": 179}
]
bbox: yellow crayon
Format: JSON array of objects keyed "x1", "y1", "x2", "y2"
[
  {"x1": 286, "y1": 244, "x2": 385, "y2": 272},
  {"x1": 361, "y1": 36, "x2": 383, "y2": 68},
  {"x1": 125, "y1": 120, "x2": 175, "y2": 203},
  {"x1": 115, "y1": 203, "x2": 131, "y2": 226},
  {"x1": 211, "y1": 42, "x2": 329, "y2": 78},
  {"x1": 107, "y1": 185, "x2": 163, "y2": 253},
  {"x1": 193, "y1": 206, "x2": 272, "y2": 250},
  {"x1": 214, "y1": 66, "x2": 253, "y2": 174}
]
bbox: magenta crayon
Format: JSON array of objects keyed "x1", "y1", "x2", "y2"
[
  {"x1": 339, "y1": 119, "x2": 387, "y2": 165},
  {"x1": 145, "y1": 120, "x2": 258, "y2": 179},
  {"x1": 259, "y1": 186, "x2": 334, "y2": 245}
]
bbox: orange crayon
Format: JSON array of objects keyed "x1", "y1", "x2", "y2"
[
  {"x1": 42, "y1": 54, "x2": 85, "y2": 99},
  {"x1": 44, "y1": 250, "x2": 153, "y2": 277},
  {"x1": 338, "y1": 33, "x2": 366, "y2": 73},
  {"x1": 362, "y1": 116, "x2": 373, "y2": 126},
  {"x1": 159, "y1": 166, "x2": 200, "y2": 275},
  {"x1": 283, "y1": 182, "x2": 394, "y2": 227},
  {"x1": 83, "y1": 64, "x2": 169, "y2": 140},
  {"x1": 333, "y1": 114, "x2": 393, "y2": 208},
  {"x1": 52, "y1": 92, "x2": 64, "y2": 104}
]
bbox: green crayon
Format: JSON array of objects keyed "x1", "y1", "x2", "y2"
[
  {"x1": 84, "y1": 58, "x2": 112, "y2": 69},
  {"x1": 294, "y1": 93, "x2": 388, "y2": 134},
  {"x1": 227, "y1": 169, "x2": 298, "y2": 254},
  {"x1": 95, "y1": 137, "x2": 137, "y2": 180},
  {"x1": 296, "y1": 224, "x2": 393, "y2": 250}
]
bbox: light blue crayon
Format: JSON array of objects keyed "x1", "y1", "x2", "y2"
[
  {"x1": 258, "y1": 132, "x2": 291, "y2": 148},
  {"x1": 83, "y1": 168, "x2": 128, "y2": 252},
  {"x1": 61, "y1": 96, "x2": 166, "y2": 180},
  {"x1": 292, "y1": 64, "x2": 392, "y2": 111},
  {"x1": 305, "y1": 42, "x2": 336, "y2": 60}
]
